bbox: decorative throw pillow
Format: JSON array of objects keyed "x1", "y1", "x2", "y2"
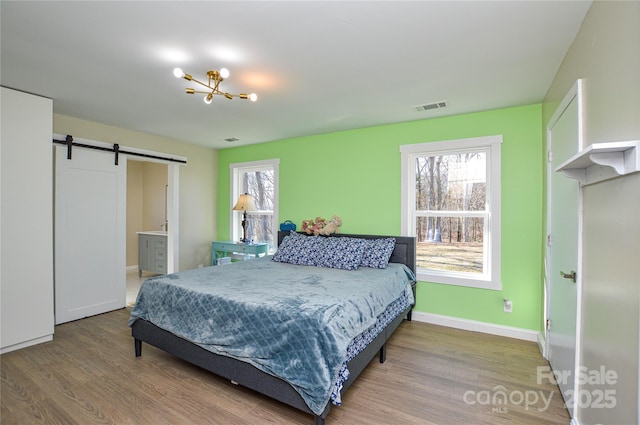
[
  {"x1": 360, "y1": 238, "x2": 396, "y2": 268},
  {"x1": 316, "y1": 237, "x2": 367, "y2": 271},
  {"x1": 272, "y1": 232, "x2": 320, "y2": 266},
  {"x1": 272, "y1": 233, "x2": 295, "y2": 262}
]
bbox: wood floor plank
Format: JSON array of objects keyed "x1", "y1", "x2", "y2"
[{"x1": 1, "y1": 308, "x2": 570, "y2": 424}]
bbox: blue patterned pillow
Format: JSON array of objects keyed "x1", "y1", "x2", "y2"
[
  {"x1": 272, "y1": 234, "x2": 295, "y2": 262},
  {"x1": 360, "y1": 238, "x2": 396, "y2": 268},
  {"x1": 272, "y1": 232, "x2": 320, "y2": 266},
  {"x1": 316, "y1": 237, "x2": 367, "y2": 271}
]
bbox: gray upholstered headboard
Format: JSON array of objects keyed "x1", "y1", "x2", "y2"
[{"x1": 276, "y1": 231, "x2": 416, "y2": 274}]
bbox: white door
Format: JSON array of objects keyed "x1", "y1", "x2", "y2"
[
  {"x1": 546, "y1": 82, "x2": 582, "y2": 406},
  {"x1": 54, "y1": 144, "x2": 126, "y2": 324}
]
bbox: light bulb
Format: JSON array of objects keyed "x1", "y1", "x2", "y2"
[
  {"x1": 204, "y1": 93, "x2": 213, "y2": 104},
  {"x1": 249, "y1": 93, "x2": 257, "y2": 102},
  {"x1": 173, "y1": 67, "x2": 184, "y2": 78},
  {"x1": 220, "y1": 68, "x2": 230, "y2": 79}
]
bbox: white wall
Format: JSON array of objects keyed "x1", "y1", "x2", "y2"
[
  {"x1": 126, "y1": 160, "x2": 144, "y2": 266},
  {"x1": 141, "y1": 162, "x2": 168, "y2": 232},
  {"x1": 543, "y1": 2, "x2": 640, "y2": 424}
]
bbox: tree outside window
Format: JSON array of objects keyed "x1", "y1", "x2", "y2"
[
  {"x1": 401, "y1": 136, "x2": 501, "y2": 290},
  {"x1": 231, "y1": 159, "x2": 279, "y2": 250},
  {"x1": 415, "y1": 152, "x2": 486, "y2": 274}
]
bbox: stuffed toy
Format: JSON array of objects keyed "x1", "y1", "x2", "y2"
[
  {"x1": 301, "y1": 219, "x2": 314, "y2": 234},
  {"x1": 310, "y1": 217, "x2": 326, "y2": 235},
  {"x1": 302, "y1": 217, "x2": 326, "y2": 234},
  {"x1": 317, "y1": 215, "x2": 342, "y2": 236}
]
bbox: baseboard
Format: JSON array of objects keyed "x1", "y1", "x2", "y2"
[
  {"x1": 126, "y1": 265, "x2": 138, "y2": 272},
  {"x1": 411, "y1": 311, "x2": 538, "y2": 342},
  {"x1": 1, "y1": 334, "x2": 53, "y2": 354},
  {"x1": 537, "y1": 331, "x2": 547, "y2": 358}
]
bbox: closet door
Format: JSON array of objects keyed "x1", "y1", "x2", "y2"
[
  {"x1": 546, "y1": 81, "x2": 582, "y2": 409},
  {"x1": 0, "y1": 88, "x2": 54, "y2": 353},
  {"x1": 54, "y1": 145, "x2": 126, "y2": 324}
]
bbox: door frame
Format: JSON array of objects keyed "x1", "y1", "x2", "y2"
[
  {"x1": 544, "y1": 79, "x2": 584, "y2": 419},
  {"x1": 53, "y1": 134, "x2": 184, "y2": 274}
]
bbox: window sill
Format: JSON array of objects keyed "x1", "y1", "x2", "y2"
[{"x1": 417, "y1": 271, "x2": 502, "y2": 291}]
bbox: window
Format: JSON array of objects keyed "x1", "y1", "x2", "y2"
[
  {"x1": 230, "y1": 159, "x2": 279, "y2": 250},
  {"x1": 400, "y1": 136, "x2": 502, "y2": 290}
]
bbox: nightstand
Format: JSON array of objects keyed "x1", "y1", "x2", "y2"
[{"x1": 212, "y1": 241, "x2": 269, "y2": 265}]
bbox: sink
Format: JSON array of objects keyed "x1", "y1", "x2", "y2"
[{"x1": 137, "y1": 230, "x2": 168, "y2": 235}]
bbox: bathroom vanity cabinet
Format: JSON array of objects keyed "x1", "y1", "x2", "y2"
[{"x1": 138, "y1": 231, "x2": 167, "y2": 276}]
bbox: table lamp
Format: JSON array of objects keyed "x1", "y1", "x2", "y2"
[{"x1": 233, "y1": 193, "x2": 257, "y2": 243}]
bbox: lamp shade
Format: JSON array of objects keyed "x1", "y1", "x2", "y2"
[{"x1": 233, "y1": 193, "x2": 257, "y2": 211}]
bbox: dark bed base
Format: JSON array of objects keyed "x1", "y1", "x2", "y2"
[
  {"x1": 132, "y1": 232, "x2": 416, "y2": 424},
  {"x1": 132, "y1": 305, "x2": 409, "y2": 425}
]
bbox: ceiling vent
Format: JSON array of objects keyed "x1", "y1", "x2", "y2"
[
  {"x1": 413, "y1": 101, "x2": 448, "y2": 112},
  {"x1": 224, "y1": 137, "x2": 239, "y2": 143}
]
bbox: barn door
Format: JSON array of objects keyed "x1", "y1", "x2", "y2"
[{"x1": 54, "y1": 144, "x2": 126, "y2": 324}]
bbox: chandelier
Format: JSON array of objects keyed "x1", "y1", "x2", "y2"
[{"x1": 173, "y1": 67, "x2": 257, "y2": 104}]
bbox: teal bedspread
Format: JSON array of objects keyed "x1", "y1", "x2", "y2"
[{"x1": 129, "y1": 256, "x2": 415, "y2": 415}]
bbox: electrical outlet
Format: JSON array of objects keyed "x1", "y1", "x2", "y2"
[
  {"x1": 198, "y1": 264, "x2": 203, "y2": 268},
  {"x1": 503, "y1": 299, "x2": 513, "y2": 313}
]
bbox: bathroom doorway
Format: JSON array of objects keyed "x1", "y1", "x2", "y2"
[
  {"x1": 126, "y1": 158, "x2": 183, "y2": 306},
  {"x1": 126, "y1": 160, "x2": 168, "y2": 304}
]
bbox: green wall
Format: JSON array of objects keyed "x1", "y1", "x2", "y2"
[{"x1": 217, "y1": 104, "x2": 544, "y2": 331}]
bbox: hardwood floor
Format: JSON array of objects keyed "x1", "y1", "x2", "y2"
[{"x1": 1, "y1": 308, "x2": 570, "y2": 425}]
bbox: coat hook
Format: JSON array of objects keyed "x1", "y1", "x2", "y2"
[{"x1": 560, "y1": 270, "x2": 577, "y2": 283}]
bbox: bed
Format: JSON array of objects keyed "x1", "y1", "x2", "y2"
[{"x1": 129, "y1": 231, "x2": 416, "y2": 425}]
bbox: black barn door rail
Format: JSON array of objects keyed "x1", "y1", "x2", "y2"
[{"x1": 52, "y1": 135, "x2": 187, "y2": 165}]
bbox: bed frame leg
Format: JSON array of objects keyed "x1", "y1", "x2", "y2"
[
  {"x1": 135, "y1": 338, "x2": 142, "y2": 357},
  {"x1": 314, "y1": 415, "x2": 325, "y2": 425},
  {"x1": 379, "y1": 344, "x2": 386, "y2": 363}
]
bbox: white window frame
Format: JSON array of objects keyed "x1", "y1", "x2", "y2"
[
  {"x1": 400, "y1": 135, "x2": 502, "y2": 290},
  {"x1": 230, "y1": 159, "x2": 279, "y2": 248}
]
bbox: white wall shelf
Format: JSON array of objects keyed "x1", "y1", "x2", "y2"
[{"x1": 555, "y1": 140, "x2": 640, "y2": 186}]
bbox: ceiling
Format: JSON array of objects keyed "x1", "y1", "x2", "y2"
[{"x1": 1, "y1": 1, "x2": 592, "y2": 149}]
